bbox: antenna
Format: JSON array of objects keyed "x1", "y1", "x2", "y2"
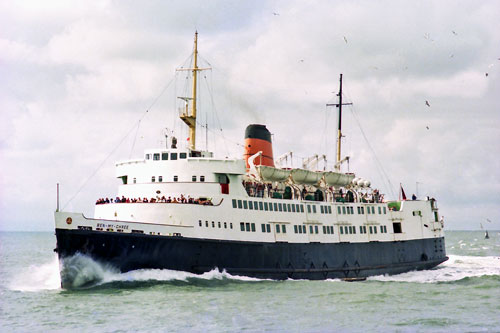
[{"x1": 326, "y1": 74, "x2": 353, "y2": 171}]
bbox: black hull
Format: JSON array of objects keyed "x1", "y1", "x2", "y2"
[{"x1": 55, "y1": 229, "x2": 448, "y2": 280}]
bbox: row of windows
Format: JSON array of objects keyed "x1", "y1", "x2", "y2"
[
  {"x1": 200, "y1": 220, "x2": 392, "y2": 236},
  {"x1": 151, "y1": 175, "x2": 205, "y2": 183},
  {"x1": 199, "y1": 220, "x2": 234, "y2": 229},
  {"x1": 232, "y1": 199, "x2": 388, "y2": 217},
  {"x1": 232, "y1": 199, "x2": 305, "y2": 213},
  {"x1": 146, "y1": 152, "x2": 188, "y2": 161}
]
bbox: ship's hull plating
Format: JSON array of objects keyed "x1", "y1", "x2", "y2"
[{"x1": 55, "y1": 229, "x2": 448, "y2": 281}]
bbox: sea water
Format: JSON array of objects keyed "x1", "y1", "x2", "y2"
[{"x1": 1, "y1": 231, "x2": 499, "y2": 332}]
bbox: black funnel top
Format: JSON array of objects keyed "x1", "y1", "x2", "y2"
[{"x1": 245, "y1": 124, "x2": 272, "y2": 143}]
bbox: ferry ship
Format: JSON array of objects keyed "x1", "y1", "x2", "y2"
[{"x1": 54, "y1": 33, "x2": 447, "y2": 285}]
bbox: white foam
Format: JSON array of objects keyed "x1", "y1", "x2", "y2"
[
  {"x1": 368, "y1": 255, "x2": 500, "y2": 283},
  {"x1": 9, "y1": 255, "x2": 61, "y2": 292}
]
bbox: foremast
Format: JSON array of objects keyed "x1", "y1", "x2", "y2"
[{"x1": 178, "y1": 31, "x2": 210, "y2": 151}]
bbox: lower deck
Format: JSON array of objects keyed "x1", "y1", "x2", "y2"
[{"x1": 55, "y1": 228, "x2": 448, "y2": 286}]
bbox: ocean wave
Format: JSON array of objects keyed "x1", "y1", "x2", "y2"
[
  {"x1": 8, "y1": 255, "x2": 61, "y2": 292},
  {"x1": 368, "y1": 255, "x2": 500, "y2": 284}
]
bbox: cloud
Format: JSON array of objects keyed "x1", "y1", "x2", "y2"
[{"x1": 1, "y1": 0, "x2": 499, "y2": 231}]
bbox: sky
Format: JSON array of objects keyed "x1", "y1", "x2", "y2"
[{"x1": 1, "y1": 0, "x2": 499, "y2": 231}]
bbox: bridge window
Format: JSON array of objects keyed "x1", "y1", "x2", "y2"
[
  {"x1": 159, "y1": 176, "x2": 163, "y2": 182},
  {"x1": 200, "y1": 176, "x2": 205, "y2": 182},
  {"x1": 151, "y1": 176, "x2": 155, "y2": 182},
  {"x1": 153, "y1": 153, "x2": 160, "y2": 160},
  {"x1": 180, "y1": 152, "x2": 187, "y2": 159},
  {"x1": 173, "y1": 175, "x2": 178, "y2": 182},
  {"x1": 192, "y1": 176, "x2": 197, "y2": 182},
  {"x1": 171, "y1": 153, "x2": 177, "y2": 160},
  {"x1": 145, "y1": 154, "x2": 151, "y2": 160},
  {"x1": 162, "y1": 152, "x2": 168, "y2": 160}
]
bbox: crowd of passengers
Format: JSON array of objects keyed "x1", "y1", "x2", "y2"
[
  {"x1": 95, "y1": 195, "x2": 213, "y2": 205},
  {"x1": 242, "y1": 180, "x2": 384, "y2": 203}
]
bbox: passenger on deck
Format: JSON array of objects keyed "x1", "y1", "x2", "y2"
[{"x1": 412, "y1": 194, "x2": 417, "y2": 200}]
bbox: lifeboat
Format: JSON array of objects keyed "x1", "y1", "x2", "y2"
[
  {"x1": 257, "y1": 165, "x2": 291, "y2": 182},
  {"x1": 324, "y1": 171, "x2": 355, "y2": 187},
  {"x1": 290, "y1": 169, "x2": 323, "y2": 185}
]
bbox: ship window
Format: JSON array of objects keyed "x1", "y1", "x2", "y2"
[
  {"x1": 251, "y1": 223, "x2": 256, "y2": 232},
  {"x1": 206, "y1": 221, "x2": 208, "y2": 227},
  {"x1": 357, "y1": 207, "x2": 361, "y2": 214},
  {"x1": 199, "y1": 220, "x2": 202, "y2": 227},
  {"x1": 153, "y1": 153, "x2": 160, "y2": 160},
  {"x1": 269, "y1": 203, "x2": 274, "y2": 211},
  {"x1": 246, "y1": 223, "x2": 251, "y2": 232},
  {"x1": 320, "y1": 206, "x2": 324, "y2": 214},
  {"x1": 287, "y1": 204, "x2": 291, "y2": 212},
  {"x1": 294, "y1": 225, "x2": 298, "y2": 233},
  {"x1": 276, "y1": 224, "x2": 280, "y2": 233},
  {"x1": 180, "y1": 152, "x2": 187, "y2": 159},
  {"x1": 282, "y1": 225, "x2": 286, "y2": 233},
  {"x1": 291, "y1": 204, "x2": 296, "y2": 213},
  {"x1": 302, "y1": 225, "x2": 306, "y2": 233},
  {"x1": 249, "y1": 201, "x2": 253, "y2": 210},
  {"x1": 243, "y1": 201, "x2": 248, "y2": 209},
  {"x1": 300, "y1": 205, "x2": 304, "y2": 213},
  {"x1": 133, "y1": 177, "x2": 136, "y2": 184},
  {"x1": 369, "y1": 226, "x2": 373, "y2": 234},
  {"x1": 283, "y1": 204, "x2": 287, "y2": 212},
  {"x1": 255, "y1": 201, "x2": 259, "y2": 210},
  {"x1": 224, "y1": 222, "x2": 227, "y2": 229},
  {"x1": 238, "y1": 200, "x2": 242, "y2": 209},
  {"x1": 192, "y1": 176, "x2": 197, "y2": 182},
  {"x1": 262, "y1": 224, "x2": 266, "y2": 232},
  {"x1": 380, "y1": 226, "x2": 383, "y2": 233},
  {"x1": 173, "y1": 175, "x2": 178, "y2": 182},
  {"x1": 350, "y1": 207, "x2": 354, "y2": 214},
  {"x1": 152, "y1": 176, "x2": 156, "y2": 182},
  {"x1": 171, "y1": 153, "x2": 177, "y2": 160},
  {"x1": 212, "y1": 221, "x2": 215, "y2": 228},
  {"x1": 274, "y1": 203, "x2": 278, "y2": 211},
  {"x1": 159, "y1": 176, "x2": 163, "y2": 182},
  {"x1": 146, "y1": 154, "x2": 151, "y2": 160},
  {"x1": 278, "y1": 203, "x2": 282, "y2": 212},
  {"x1": 218, "y1": 222, "x2": 221, "y2": 228},
  {"x1": 309, "y1": 225, "x2": 313, "y2": 234},
  {"x1": 340, "y1": 227, "x2": 344, "y2": 234},
  {"x1": 230, "y1": 223, "x2": 233, "y2": 229},
  {"x1": 328, "y1": 206, "x2": 332, "y2": 214},
  {"x1": 240, "y1": 222, "x2": 245, "y2": 231},
  {"x1": 374, "y1": 227, "x2": 377, "y2": 234},
  {"x1": 307, "y1": 205, "x2": 311, "y2": 213},
  {"x1": 323, "y1": 226, "x2": 326, "y2": 234},
  {"x1": 342, "y1": 206, "x2": 346, "y2": 214},
  {"x1": 264, "y1": 202, "x2": 268, "y2": 211},
  {"x1": 162, "y1": 152, "x2": 168, "y2": 160},
  {"x1": 337, "y1": 206, "x2": 341, "y2": 214},
  {"x1": 266, "y1": 224, "x2": 271, "y2": 233},
  {"x1": 367, "y1": 207, "x2": 370, "y2": 214},
  {"x1": 378, "y1": 207, "x2": 382, "y2": 214},
  {"x1": 393, "y1": 222, "x2": 402, "y2": 233},
  {"x1": 346, "y1": 207, "x2": 350, "y2": 215},
  {"x1": 383, "y1": 207, "x2": 387, "y2": 214},
  {"x1": 315, "y1": 226, "x2": 319, "y2": 234},
  {"x1": 312, "y1": 205, "x2": 317, "y2": 214},
  {"x1": 353, "y1": 226, "x2": 356, "y2": 234},
  {"x1": 298, "y1": 225, "x2": 302, "y2": 234},
  {"x1": 232, "y1": 199, "x2": 237, "y2": 208},
  {"x1": 372, "y1": 207, "x2": 375, "y2": 214},
  {"x1": 200, "y1": 176, "x2": 205, "y2": 182},
  {"x1": 259, "y1": 202, "x2": 263, "y2": 210}
]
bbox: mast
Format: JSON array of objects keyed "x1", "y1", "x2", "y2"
[
  {"x1": 326, "y1": 74, "x2": 352, "y2": 171},
  {"x1": 178, "y1": 31, "x2": 210, "y2": 151}
]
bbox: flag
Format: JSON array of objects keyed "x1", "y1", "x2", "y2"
[{"x1": 400, "y1": 183, "x2": 407, "y2": 201}]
